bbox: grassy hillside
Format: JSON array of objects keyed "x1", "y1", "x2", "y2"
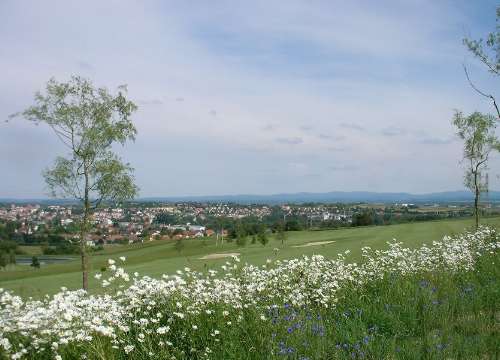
[
  {"x1": 1, "y1": 217, "x2": 499, "y2": 297},
  {"x1": 1, "y1": 223, "x2": 498, "y2": 359}
]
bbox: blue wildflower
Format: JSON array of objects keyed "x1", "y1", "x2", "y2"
[
  {"x1": 419, "y1": 280, "x2": 430, "y2": 288},
  {"x1": 463, "y1": 285, "x2": 474, "y2": 293},
  {"x1": 436, "y1": 343, "x2": 446, "y2": 351}
]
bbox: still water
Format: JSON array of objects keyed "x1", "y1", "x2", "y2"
[{"x1": 15, "y1": 256, "x2": 75, "y2": 265}]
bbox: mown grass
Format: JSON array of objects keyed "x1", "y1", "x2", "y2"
[{"x1": 1, "y1": 216, "x2": 499, "y2": 297}]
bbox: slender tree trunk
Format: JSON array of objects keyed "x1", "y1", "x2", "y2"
[
  {"x1": 81, "y1": 223, "x2": 89, "y2": 291},
  {"x1": 81, "y1": 167, "x2": 90, "y2": 291},
  {"x1": 474, "y1": 189, "x2": 479, "y2": 229},
  {"x1": 474, "y1": 171, "x2": 479, "y2": 230}
]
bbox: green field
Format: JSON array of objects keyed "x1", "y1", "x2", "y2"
[{"x1": 1, "y1": 217, "x2": 499, "y2": 297}]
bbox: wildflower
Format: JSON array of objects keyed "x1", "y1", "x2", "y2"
[
  {"x1": 419, "y1": 280, "x2": 429, "y2": 288},
  {"x1": 124, "y1": 345, "x2": 134, "y2": 354},
  {"x1": 157, "y1": 326, "x2": 169, "y2": 334},
  {"x1": 0, "y1": 338, "x2": 11, "y2": 351},
  {"x1": 174, "y1": 312, "x2": 185, "y2": 319},
  {"x1": 0, "y1": 226, "x2": 496, "y2": 359}
]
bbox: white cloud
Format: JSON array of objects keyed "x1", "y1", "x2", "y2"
[{"x1": 0, "y1": 0, "x2": 497, "y2": 196}]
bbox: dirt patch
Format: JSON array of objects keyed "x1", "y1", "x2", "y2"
[
  {"x1": 292, "y1": 241, "x2": 336, "y2": 248},
  {"x1": 199, "y1": 252, "x2": 241, "y2": 260}
]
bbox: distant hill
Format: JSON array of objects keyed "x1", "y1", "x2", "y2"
[
  {"x1": 138, "y1": 190, "x2": 500, "y2": 204},
  {"x1": 3, "y1": 190, "x2": 500, "y2": 205}
]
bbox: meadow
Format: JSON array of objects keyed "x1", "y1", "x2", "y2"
[
  {"x1": 1, "y1": 217, "x2": 500, "y2": 297},
  {"x1": 0, "y1": 223, "x2": 498, "y2": 359}
]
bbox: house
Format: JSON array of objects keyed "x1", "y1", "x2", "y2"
[
  {"x1": 61, "y1": 218, "x2": 74, "y2": 226},
  {"x1": 187, "y1": 224, "x2": 206, "y2": 232},
  {"x1": 205, "y1": 229, "x2": 215, "y2": 236},
  {"x1": 189, "y1": 230, "x2": 204, "y2": 238}
]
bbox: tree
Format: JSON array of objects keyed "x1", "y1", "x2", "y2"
[
  {"x1": 8, "y1": 250, "x2": 16, "y2": 265},
  {"x1": 0, "y1": 240, "x2": 17, "y2": 269},
  {"x1": 257, "y1": 226, "x2": 268, "y2": 246},
  {"x1": 236, "y1": 233, "x2": 247, "y2": 247},
  {"x1": 275, "y1": 221, "x2": 287, "y2": 246},
  {"x1": 453, "y1": 112, "x2": 498, "y2": 229},
  {"x1": 174, "y1": 238, "x2": 184, "y2": 254},
  {"x1": 352, "y1": 211, "x2": 374, "y2": 227},
  {"x1": 285, "y1": 219, "x2": 303, "y2": 231},
  {"x1": 12, "y1": 76, "x2": 138, "y2": 290},
  {"x1": 463, "y1": 6, "x2": 500, "y2": 119},
  {"x1": 30, "y1": 256, "x2": 40, "y2": 269}
]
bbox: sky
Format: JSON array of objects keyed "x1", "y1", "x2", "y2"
[{"x1": 0, "y1": 0, "x2": 499, "y2": 198}]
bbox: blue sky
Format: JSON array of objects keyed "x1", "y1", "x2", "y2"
[{"x1": 0, "y1": 0, "x2": 499, "y2": 198}]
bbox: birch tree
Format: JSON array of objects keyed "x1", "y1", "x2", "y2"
[
  {"x1": 12, "y1": 76, "x2": 139, "y2": 290},
  {"x1": 453, "y1": 111, "x2": 498, "y2": 229}
]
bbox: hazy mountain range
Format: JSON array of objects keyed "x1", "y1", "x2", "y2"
[{"x1": 3, "y1": 190, "x2": 500, "y2": 205}]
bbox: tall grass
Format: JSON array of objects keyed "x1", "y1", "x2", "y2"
[{"x1": 0, "y1": 227, "x2": 498, "y2": 359}]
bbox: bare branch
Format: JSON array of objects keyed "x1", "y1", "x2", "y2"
[
  {"x1": 463, "y1": 64, "x2": 500, "y2": 120},
  {"x1": 48, "y1": 124, "x2": 73, "y2": 149}
]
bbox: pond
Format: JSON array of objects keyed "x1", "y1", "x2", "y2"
[{"x1": 15, "y1": 256, "x2": 75, "y2": 265}]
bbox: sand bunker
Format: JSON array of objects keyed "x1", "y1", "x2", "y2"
[
  {"x1": 292, "y1": 241, "x2": 336, "y2": 248},
  {"x1": 199, "y1": 252, "x2": 241, "y2": 260}
]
